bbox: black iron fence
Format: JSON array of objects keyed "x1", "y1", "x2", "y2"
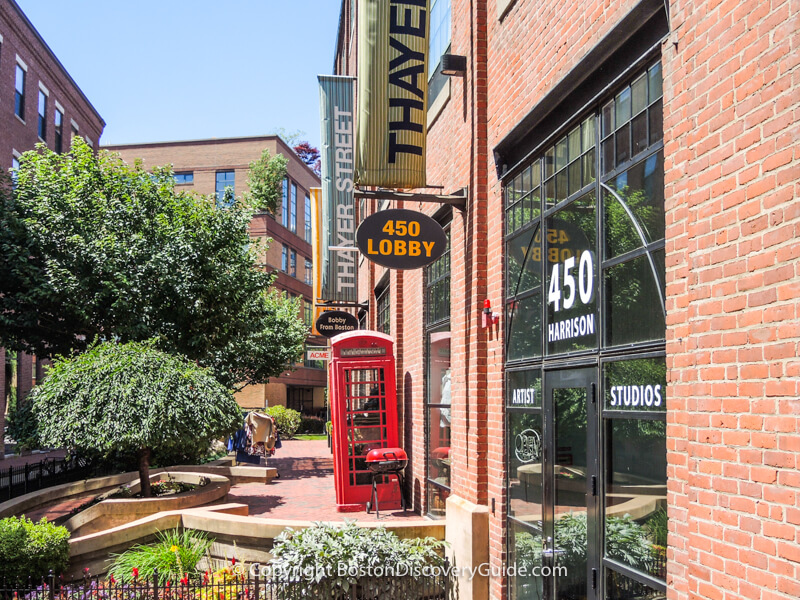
[
  {"x1": 0, "y1": 456, "x2": 97, "y2": 501},
  {"x1": 1, "y1": 567, "x2": 453, "y2": 600}
]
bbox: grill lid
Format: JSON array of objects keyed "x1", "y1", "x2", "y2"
[{"x1": 365, "y1": 447, "x2": 408, "y2": 463}]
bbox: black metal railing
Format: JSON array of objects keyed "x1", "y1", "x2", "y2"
[
  {"x1": 1, "y1": 566, "x2": 453, "y2": 600},
  {"x1": 0, "y1": 456, "x2": 98, "y2": 501}
]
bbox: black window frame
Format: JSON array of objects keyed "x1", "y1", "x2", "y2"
[{"x1": 503, "y1": 57, "x2": 667, "y2": 600}]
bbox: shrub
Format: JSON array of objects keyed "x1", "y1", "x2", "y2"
[
  {"x1": 6, "y1": 399, "x2": 40, "y2": 451},
  {"x1": 108, "y1": 528, "x2": 213, "y2": 584},
  {"x1": 270, "y1": 522, "x2": 446, "y2": 591},
  {"x1": 0, "y1": 516, "x2": 70, "y2": 581},
  {"x1": 265, "y1": 405, "x2": 302, "y2": 439},
  {"x1": 298, "y1": 415, "x2": 326, "y2": 434}
]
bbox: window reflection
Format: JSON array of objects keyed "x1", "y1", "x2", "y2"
[
  {"x1": 604, "y1": 151, "x2": 665, "y2": 258},
  {"x1": 509, "y1": 521, "x2": 544, "y2": 600},
  {"x1": 605, "y1": 418, "x2": 667, "y2": 580}
]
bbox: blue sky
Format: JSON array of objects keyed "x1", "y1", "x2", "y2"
[{"x1": 16, "y1": 1, "x2": 343, "y2": 149}]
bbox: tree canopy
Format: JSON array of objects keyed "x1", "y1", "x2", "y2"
[
  {"x1": 29, "y1": 340, "x2": 241, "y2": 496},
  {"x1": 0, "y1": 139, "x2": 308, "y2": 389}
]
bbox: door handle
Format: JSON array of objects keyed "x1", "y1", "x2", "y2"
[{"x1": 541, "y1": 536, "x2": 566, "y2": 558}]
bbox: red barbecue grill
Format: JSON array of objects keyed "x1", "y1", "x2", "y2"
[{"x1": 365, "y1": 447, "x2": 408, "y2": 517}]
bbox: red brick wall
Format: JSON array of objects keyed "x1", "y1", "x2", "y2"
[
  {"x1": 664, "y1": 0, "x2": 800, "y2": 598},
  {"x1": 0, "y1": 1, "x2": 105, "y2": 170}
]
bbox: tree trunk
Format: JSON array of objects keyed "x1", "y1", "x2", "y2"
[{"x1": 138, "y1": 447, "x2": 152, "y2": 498}]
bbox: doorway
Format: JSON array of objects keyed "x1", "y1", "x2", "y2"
[
  {"x1": 543, "y1": 367, "x2": 599, "y2": 600},
  {"x1": 508, "y1": 367, "x2": 600, "y2": 600}
]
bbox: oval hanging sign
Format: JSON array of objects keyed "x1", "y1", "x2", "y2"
[
  {"x1": 315, "y1": 310, "x2": 359, "y2": 338},
  {"x1": 356, "y1": 208, "x2": 447, "y2": 269}
]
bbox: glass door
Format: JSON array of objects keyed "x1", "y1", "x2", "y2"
[{"x1": 543, "y1": 368, "x2": 599, "y2": 600}]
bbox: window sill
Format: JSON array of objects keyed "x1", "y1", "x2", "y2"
[
  {"x1": 427, "y1": 78, "x2": 451, "y2": 130},
  {"x1": 15, "y1": 114, "x2": 25, "y2": 125}
]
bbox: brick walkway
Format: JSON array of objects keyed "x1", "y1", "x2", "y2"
[{"x1": 227, "y1": 439, "x2": 424, "y2": 522}]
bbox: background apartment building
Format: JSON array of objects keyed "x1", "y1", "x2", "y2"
[
  {"x1": 105, "y1": 136, "x2": 327, "y2": 416},
  {"x1": 335, "y1": 0, "x2": 798, "y2": 599},
  {"x1": 0, "y1": 0, "x2": 105, "y2": 455}
]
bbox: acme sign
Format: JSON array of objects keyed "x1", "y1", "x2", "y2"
[{"x1": 356, "y1": 0, "x2": 429, "y2": 189}]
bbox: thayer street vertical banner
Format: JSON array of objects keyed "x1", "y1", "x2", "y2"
[
  {"x1": 356, "y1": 0, "x2": 429, "y2": 189},
  {"x1": 318, "y1": 75, "x2": 358, "y2": 303}
]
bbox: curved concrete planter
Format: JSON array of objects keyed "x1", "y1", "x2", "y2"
[
  {"x1": 63, "y1": 472, "x2": 231, "y2": 538},
  {"x1": 68, "y1": 503, "x2": 446, "y2": 578},
  {"x1": 0, "y1": 464, "x2": 275, "y2": 521}
]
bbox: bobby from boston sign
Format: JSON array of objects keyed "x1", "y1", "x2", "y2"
[
  {"x1": 356, "y1": 0, "x2": 429, "y2": 189},
  {"x1": 315, "y1": 310, "x2": 359, "y2": 338}
]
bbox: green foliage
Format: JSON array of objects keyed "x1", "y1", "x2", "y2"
[
  {"x1": 0, "y1": 516, "x2": 70, "y2": 581},
  {"x1": 108, "y1": 528, "x2": 213, "y2": 584},
  {"x1": 265, "y1": 405, "x2": 302, "y2": 439},
  {"x1": 6, "y1": 399, "x2": 40, "y2": 450},
  {"x1": 30, "y1": 341, "x2": 241, "y2": 469},
  {"x1": 551, "y1": 512, "x2": 654, "y2": 574},
  {"x1": 0, "y1": 139, "x2": 307, "y2": 389},
  {"x1": 644, "y1": 507, "x2": 668, "y2": 548},
  {"x1": 271, "y1": 522, "x2": 446, "y2": 589},
  {"x1": 298, "y1": 415, "x2": 326, "y2": 434},
  {"x1": 245, "y1": 148, "x2": 288, "y2": 214}
]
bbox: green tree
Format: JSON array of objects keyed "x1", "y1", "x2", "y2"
[
  {"x1": 245, "y1": 147, "x2": 288, "y2": 214},
  {"x1": 0, "y1": 139, "x2": 307, "y2": 389},
  {"x1": 30, "y1": 341, "x2": 241, "y2": 497}
]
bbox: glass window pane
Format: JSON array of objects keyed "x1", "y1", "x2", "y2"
[
  {"x1": 520, "y1": 166, "x2": 532, "y2": 197},
  {"x1": 631, "y1": 74, "x2": 647, "y2": 115},
  {"x1": 604, "y1": 414, "x2": 667, "y2": 579},
  {"x1": 507, "y1": 369, "x2": 541, "y2": 408},
  {"x1": 602, "y1": 138, "x2": 615, "y2": 175},
  {"x1": 615, "y1": 87, "x2": 631, "y2": 126},
  {"x1": 530, "y1": 158, "x2": 541, "y2": 188},
  {"x1": 615, "y1": 122, "x2": 630, "y2": 165},
  {"x1": 632, "y1": 112, "x2": 648, "y2": 155},
  {"x1": 568, "y1": 160, "x2": 581, "y2": 196},
  {"x1": 555, "y1": 169, "x2": 567, "y2": 202},
  {"x1": 582, "y1": 115, "x2": 596, "y2": 151},
  {"x1": 509, "y1": 522, "x2": 544, "y2": 600},
  {"x1": 544, "y1": 177, "x2": 556, "y2": 209},
  {"x1": 427, "y1": 483, "x2": 450, "y2": 518},
  {"x1": 582, "y1": 148, "x2": 596, "y2": 187},
  {"x1": 604, "y1": 150, "x2": 665, "y2": 258},
  {"x1": 648, "y1": 62, "x2": 663, "y2": 103},
  {"x1": 428, "y1": 407, "x2": 452, "y2": 486},
  {"x1": 568, "y1": 126, "x2": 581, "y2": 160},
  {"x1": 507, "y1": 225, "x2": 543, "y2": 296},
  {"x1": 602, "y1": 101, "x2": 614, "y2": 137},
  {"x1": 507, "y1": 294, "x2": 542, "y2": 361},
  {"x1": 508, "y1": 411, "x2": 544, "y2": 521},
  {"x1": 544, "y1": 192, "x2": 598, "y2": 355},
  {"x1": 544, "y1": 147, "x2": 555, "y2": 178},
  {"x1": 649, "y1": 99, "x2": 663, "y2": 146},
  {"x1": 604, "y1": 254, "x2": 666, "y2": 346},
  {"x1": 603, "y1": 357, "x2": 667, "y2": 413},
  {"x1": 555, "y1": 137, "x2": 568, "y2": 171},
  {"x1": 606, "y1": 569, "x2": 666, "y2": 600}
]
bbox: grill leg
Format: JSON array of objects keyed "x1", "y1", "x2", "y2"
[{"x1": 371, "y1": 473, "x2": 380, "y2": 518}]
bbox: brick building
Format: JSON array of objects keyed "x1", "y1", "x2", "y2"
[
  {"x1": 105, "y1": 136, "x2": 328, "y2": 416},
  {"x1": 0, "y1": 0, "x2": 105, "y2": 453},
  {"x1": 334, "y1": 1, "x2": 798, "y2": 599}
]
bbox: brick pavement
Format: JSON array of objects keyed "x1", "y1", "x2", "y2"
[{"x1": 227, "y1": 439, "x2": 425, "y2": 522}]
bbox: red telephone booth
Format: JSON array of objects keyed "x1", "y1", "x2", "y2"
[{"x1": 329, "y1": 331, "x2": 403, "y2": 512}]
